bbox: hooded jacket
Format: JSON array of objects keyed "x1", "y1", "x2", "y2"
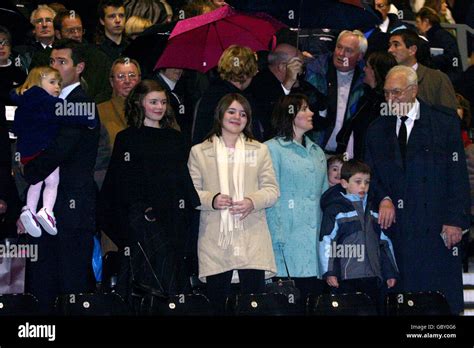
[{"x1": 319, "y1": 184, "x2": 398, "y2": 282}]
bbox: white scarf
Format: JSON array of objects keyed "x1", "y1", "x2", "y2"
[{"x1": 214, "y1": 134, "x2": 246, "y2": 249}]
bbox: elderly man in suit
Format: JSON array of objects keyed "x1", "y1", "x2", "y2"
[
  {"x1": 19, "y1": 39, "x2": 100, "y2": 313},
  {"x1": 365, "y1": 65, "x2": 470, "y2": 314}
]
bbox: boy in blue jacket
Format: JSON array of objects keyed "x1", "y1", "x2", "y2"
[{"x1": 319, "y1": 159, "x2": 398, "y2": 312}]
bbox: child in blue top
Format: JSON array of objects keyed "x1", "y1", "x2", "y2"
[
  {"x1": 319, "y1": 159, "x2": 398, "y2": 312},
  {"x1": 11, "y1": 66, "x2": 96, "y2": 237}
]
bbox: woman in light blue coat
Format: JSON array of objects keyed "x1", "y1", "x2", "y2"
[{"x1": 265, "y1": 94, "x2": 329, "y2": 299}]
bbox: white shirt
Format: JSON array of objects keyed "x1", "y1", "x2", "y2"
[
  {"x1": 40, "y1": 42, "x2": 52, "y2": 49},
  {"x1": 379, "y1": 17, "x2": 390, "y2": 33},
  {"x1": 159, "y1": 73, "x2": 177, "y2": 91},
  {"x1": 396, "y1": 99, "x2": 419, "y2": 142},
  {"x1": 59, "y1": 82, "x2": 80, "y2": 99},
  {"x1": 0, "y1": 59, "x2": 12, "y2": 67},
  {"x1": 412, "y1": 63, "x2": 419, "y2": 71},
  {"x1": 325, "y1": 70, "x2": 354, "y2": 153}
]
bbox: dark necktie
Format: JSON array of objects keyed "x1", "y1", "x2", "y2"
[{"x1": 398, "y1": 116, "x2": 408, "y2": 164}]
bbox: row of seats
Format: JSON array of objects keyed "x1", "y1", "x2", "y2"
[{"x1": 0, "y1": 291, "x2": 451, "y2": 316}]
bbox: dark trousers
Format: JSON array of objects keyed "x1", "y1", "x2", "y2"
[
  {"x1": 26, "y1": 227, "x2": 95, "y2": 314},
  {"x1": 272, "y1": 276, "x2": 327, "y2": 302},
  {"x1": 333, "y1": 277, "x2": 385, "y2": 314},
  {"x1": 206, "y1": 269, "x2": 265, "y2": 314}
]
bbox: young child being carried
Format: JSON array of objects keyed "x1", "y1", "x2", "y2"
[
  {"x1": 319, "y1": 159, "x2": 398, "y2": 312},
  {"x1": 11, "y1": 66, "x2": 97, "y2": 237}
]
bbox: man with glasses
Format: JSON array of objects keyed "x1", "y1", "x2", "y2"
[
  {"x1": 365, "y1": 65, "x2": 470, "y2": 315},
  {"x1": 388, "y1": 29, "x2": 458, "y2": 111},
  {"x1": 29, "y1": 9, "x2": 113, "y2": 104},
  {"x1": 13, "y1": 5, "x2": 56, "y2": 73}
]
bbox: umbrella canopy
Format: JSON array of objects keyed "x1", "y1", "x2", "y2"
[
  {"x1": 155, "y1": 5, "x2": 286, "y2": 73},
  {"x1": 226, "y1": 0, "x2": 380, "y2": 31},
  {"x1": 0, "y1": 5, "x2": 32, "y2": 46}
]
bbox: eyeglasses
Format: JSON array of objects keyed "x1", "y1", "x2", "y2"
[
  {"x1": 33, "y1": 17, "x2": 53, "y2": 25},
  {"x1": 383, "y1": 85, "x2": 414, "y2": 98},
  {"x1": 111, "y1": 72, "x2": 140, "y2": 81},
  {"x1": 63, "y1": 27, "x2": 85, "y2": 35},
  {"x1": 0, "y1": 39, "x2": 10, "y2": 47}
]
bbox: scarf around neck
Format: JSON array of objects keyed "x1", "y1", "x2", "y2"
[{"x1": 214, "y1": 134, "x2": 246, "y2": 249}]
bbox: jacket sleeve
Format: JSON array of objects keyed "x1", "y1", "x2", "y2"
[
  {"x1": 319, "y1": 207, "x2": 339, "y2": 278},
  {"x1": 265, "y1": 142, "x2": 284, "y2": 245},
  {"x1": 24, "y1": 125, "x2": 84, "y2": 184},
  {"x1": 187, "y1": 145, "x2": 218, "y2": 211},
  {"x1": 245, "y1": 144, "x2": 280, "y2": 211},
  {"x1": 364, "y1": 127, "x2": 390, "y2": 205},
  {"x1": 379, "y1": 230, "x2": 399, "y2": 280},
  {"x1": 437, "y1": 72, "x2": 458, "y2": 111},
  {"x1": 443, "y1": 116, "x2": 471, "y2": 229}
]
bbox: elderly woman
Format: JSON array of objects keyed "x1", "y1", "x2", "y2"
[
  {"x1": 192, "y1": 45, "x2": 261, "y2": 144},
  {"x1": 0, "y1": 26, "x2": 26, "y2": 105},
  {"x1": 188, "y1": 93, "x2": 278, "y2": 312},
  {"x1": 265, "y1": 93, "x2": 328, "y2": 300}
]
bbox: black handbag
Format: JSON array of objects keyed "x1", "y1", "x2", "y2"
[{"x1": 265, "y1": 245, "x2": 301, "y2": 302}]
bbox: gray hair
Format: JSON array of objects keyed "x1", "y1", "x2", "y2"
[
  {"x1": 386, "y1": 65, "x2": 418, "y2": 86},
  {"x1": 268, "y1": 50, "x2": 290, "y2": 67},
  {"x1": 30, "y1": 5, "x2": 56, "y2": 25},
  {"x1": 337, "y1": 30, "x2": 368, "y2": 56}
]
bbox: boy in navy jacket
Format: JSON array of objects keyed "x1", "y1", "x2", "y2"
[{"x1": 319, "y1": 159, "x2": 398, "y2": 312}]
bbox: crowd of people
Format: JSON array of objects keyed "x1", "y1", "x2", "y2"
[{"x1": 0, "y1": 0, "x2": 473, "y2": 315}]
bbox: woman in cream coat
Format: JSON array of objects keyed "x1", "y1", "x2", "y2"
[{"x1": 188, "y1": 93, "x2": 278, "y2": 312}]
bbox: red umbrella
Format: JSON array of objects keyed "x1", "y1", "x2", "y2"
[{"x1": 155, "y1": 5, "x2": 286, "y2": 73}]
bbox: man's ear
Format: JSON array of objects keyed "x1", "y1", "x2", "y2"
[
  {"x1": 55, "y1": 30, "x2": 62, "y2": 40},
  {"x1": 76, "y1": 61, "x2": 85, "y2": 75},
  {"x1": 341, "y1": 179, "x2": 349, "y2": 189},
  {"x1": 408, "y1": 44, "x2": 418, "y2": 57}
]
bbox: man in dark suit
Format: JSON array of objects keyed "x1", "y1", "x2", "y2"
[
  {"x1": 250, "y1": 43, "x2": 326, "y2": 141},
  {"x1": 365, "y1": 65, "x2": 470, "y2": 314},
  {"x1": 19, "y1": 39, "x2": 100, "y2": 313}
]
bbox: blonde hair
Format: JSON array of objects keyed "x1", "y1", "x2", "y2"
[
  {"x1": 17, "y1": 66, "x2": 62, "y2": 95},
  {"x1": 218, "y1": 45, "x2": 258, "y2": 83},
  {"x1": 125, "y1": 16, "x2": 152, "y2": 37},
  {"x1": 30, "y1": 4, "x2": 56, "y2": 25}
]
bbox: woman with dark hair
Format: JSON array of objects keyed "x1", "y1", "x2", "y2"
[
  {"x1": 337, "y1": 51, "x2": 397, "y2": 160},
  {"x1": 188, "y1": 93, "x2": 278, "y2": 312},
  {"x1": 415, "y1": 6, "x2": 462, "y2": 82},
  {"x1": 265, "y1": 93, "x2": 328, "y2": 300},
  {"x1": 99, "y1": 79, "x2": 200, "y2": 298}
]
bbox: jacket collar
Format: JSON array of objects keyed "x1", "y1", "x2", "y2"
[
  {"x1": 275, "y1": 135, "x2": 317, "y2": 150},
  {"x1": 200, "y1": 137, "x2": 261, "y2": 157}
]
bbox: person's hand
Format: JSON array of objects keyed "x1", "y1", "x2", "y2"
[
  {"x1": 282, "y1": 57, "x2": 303, "y2": 90},
  {"x1": 442, "y1": 225, "x2": 462, "y2": 249},
  {"x1": 230, "y1": 198, "x2": 254, "y2": 220},
  {"x1": 0, "y1": 199, "x2": 7, "y2": 214},
  {"x1": 326, "y1": 276, "x2": 339, "y2": 288},
  {"x1": 16, "y1": 218, "x2": 26, "y2": 235},
  {"x1": 378, "y1": 198, "x2": 396, "y2": 229},
  {"x1": 213, "y1": 194, "x2": 232, "y2": 210},
  {"x1": 387, "y1": 278, "x2": 396, "y2": 288}
]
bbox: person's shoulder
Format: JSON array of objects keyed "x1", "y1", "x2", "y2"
[{"x1": 67, "y1": 86, "x2": 94, "y2": 103}]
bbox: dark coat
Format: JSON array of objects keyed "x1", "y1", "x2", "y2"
[
  {"x1": 365, "y1": 100, "x2": 470, "y2": 314},
  {"x1": 425, "y1": 23, "x2": 462, "y2": 83},
  {"x1": 0, "y1": 103, "x2": 20, "y2": 238},
  {"x1": 250, "y1": 69, "x2": 327, "y2": 141},
  {"x1": 337, "y1": 86, "x2": 385, "y2": 160},
  {"x1": 23, "y1": 86, "x2": 100, "y2": 313},
  {"x1": 191, "y1": 78, "x2": 261, "y2": 144},
  {"x1": 99, "y1": 126, "x2": 200, "y2": 294}
]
